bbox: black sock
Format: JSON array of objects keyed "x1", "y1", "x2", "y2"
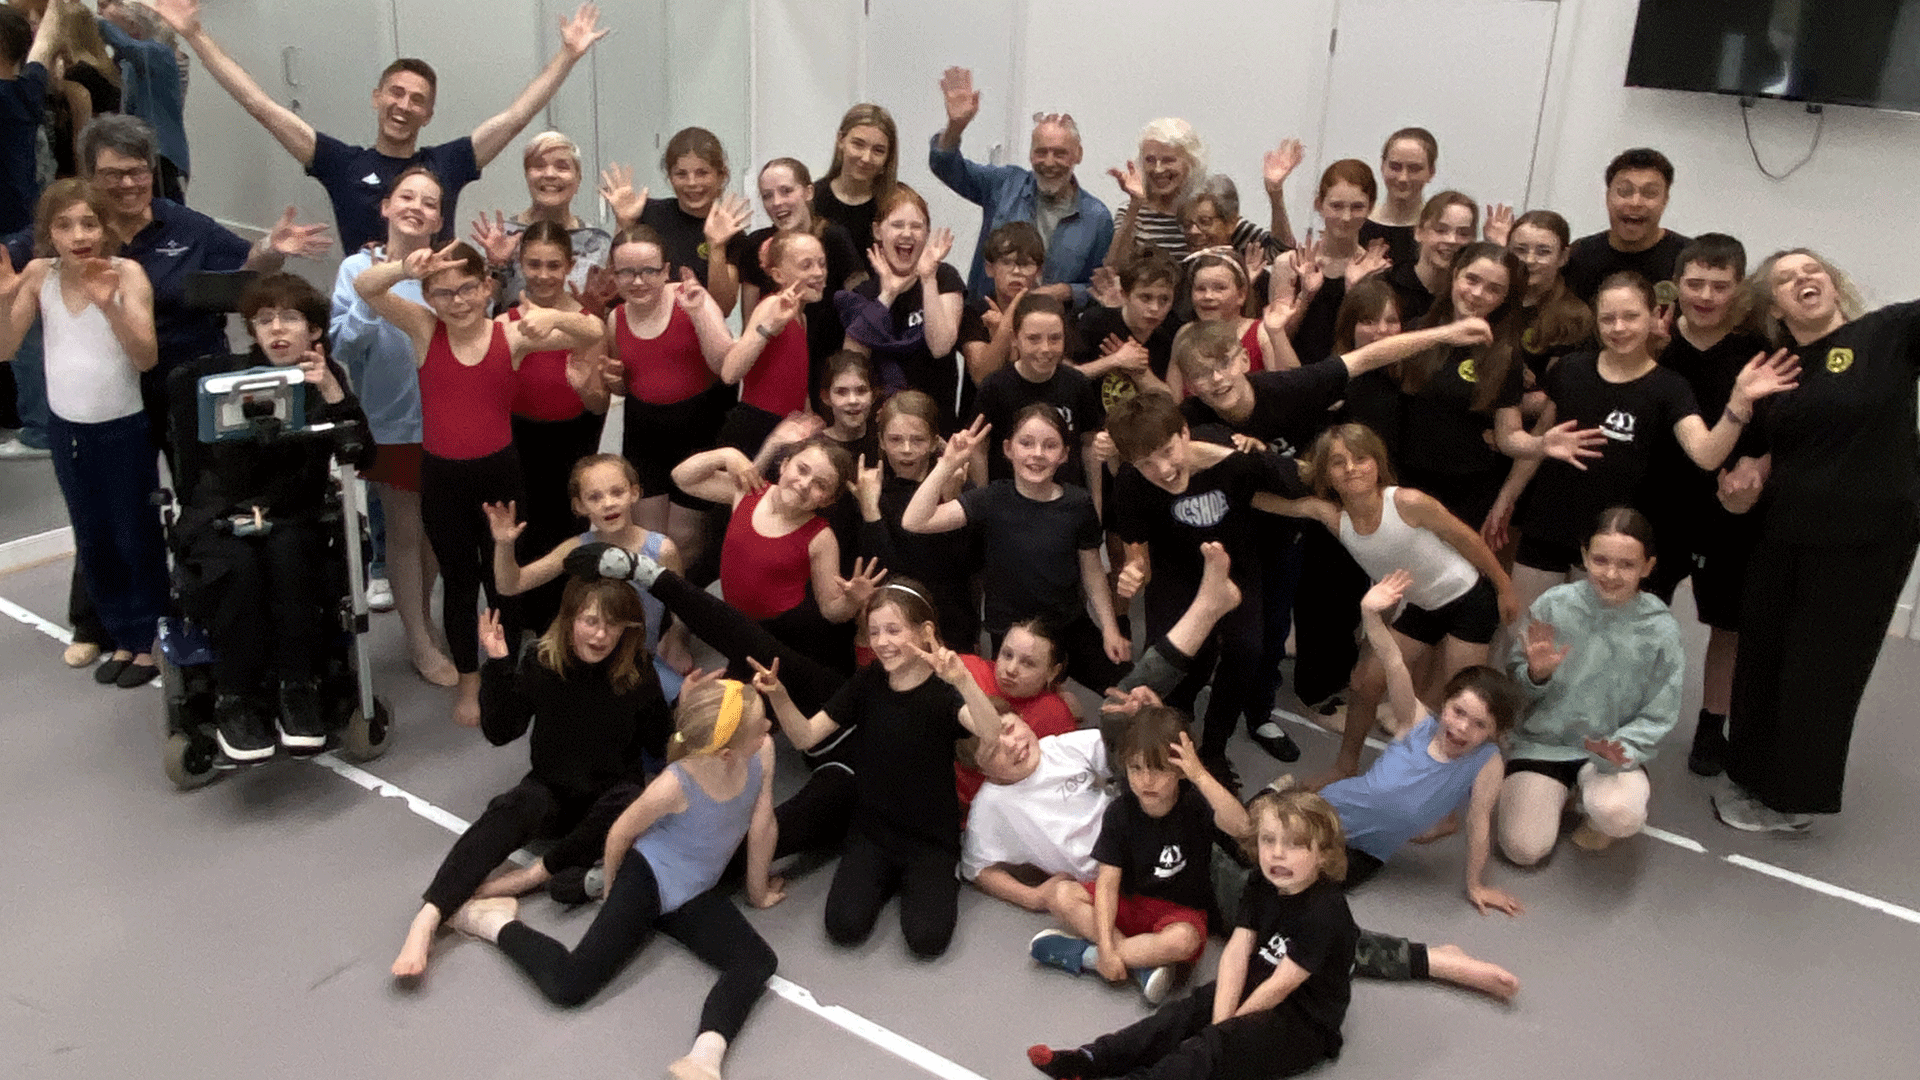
[
  {"x1": 1698, "y1": 709, "x2": 1725, "y2": 732},
  {"x1": 1408, "y1": 942, "x2": 1431, "y2": 980},
  {"x1": 1027, "y1": 1045, "x2": 1095, "y2": 1078}
]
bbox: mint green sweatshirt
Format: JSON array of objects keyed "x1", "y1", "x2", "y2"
[{"x1": 1504, "y1": 582, "x2": 1684, "y2": 770}]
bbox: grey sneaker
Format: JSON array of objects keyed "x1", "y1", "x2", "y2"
[
  {"x1": 1136, "y1": 964, "x2": 1176, "y2": 1005},
  {"x1": 1712, "y1": 783, "x2": 1812, "y2": 833}
]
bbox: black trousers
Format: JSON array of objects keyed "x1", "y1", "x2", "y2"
[
  {"x1": 1290, "y1": 527, "x2": 1369, "y2": 706},
  {"x1": 649, "y1": 567, "x2": 845, "y2": 715},
  {"x1": 421, "y1": 775, "x2": 638, "y2": 916},
  {"x1": 823, "y1": 827, "x2": 960, "y2": 959},
  {"x1": 497, "y1": 854, "x2": 776, "y2": 1040},
  {"x1": 181, "y1": 521, "x2": 329, "y2": 689},
  {"x1": 511, "y1": 412, "x2": 604, "y2": 637},
  {"x1": 1078, "y1": 984, "x2": 1334, "y2": 1080},
  {"x1": 1146, "y1": 577, "x2": 1266, "y2": 762},
  {"x1": 421, "y1": 446, "x2": 525, "y2": 672},
  {"x1": 1726, "y1": 524, "x2": 1920, "y2": 814}
]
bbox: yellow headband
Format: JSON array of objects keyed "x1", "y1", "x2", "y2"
[{"x1": 704, "y1": 680, "x2": 745, "y2": 753}]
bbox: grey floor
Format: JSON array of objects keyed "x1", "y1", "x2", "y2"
[
  {"x1": 3, "y1": 551, "x2": 1918, "y2": 1080},
  {"x1": 0, "y1": 455, "x2": 69, "y2": 545}
]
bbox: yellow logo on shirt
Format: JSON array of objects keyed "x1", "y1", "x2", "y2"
[
  {"x1": 697, "y1": 241, "x2": 712, "y2": 260},
  {"x1": 1520, "y1": 327, "x2": 1539, "y2": 353},
  {"x1": 1826, "y1": 347, "x2": 1854, "y2": 374},
  {"x1": 1457, "y1": 358, "x2": 1478, "y2": 383}
]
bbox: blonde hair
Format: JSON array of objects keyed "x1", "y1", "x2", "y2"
[
  {"x1": 1241, "y1": 789, "x2": 1349, "y2": 883},
  {"x1": 1746, "y1": 248, "x2": 1867, "y2": 347},
  {"x1": 1138, "y1": 118, "x2": 1207, "y2": 198},
  {"x1": 668, "y1": 678, "x2": 766, "y2": 763},
  {"x1": 522, "y1": 131, "x2": 583, "y2": 174}
]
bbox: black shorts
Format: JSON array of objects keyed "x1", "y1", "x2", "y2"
[
  {"x1": 1392, "y1": 576, "x2": 1499, "y2": 646},
  {"x1": 623, "y1": 390, "x2": 726, "y2": 509},
  {"x1": 1690, "y1": 519, "x2": 1760, "y2": 632},
  {"x1": 1505, "y1": 756, "x2": 1583, "y2": 788},
  {"x1": 1515, "y1": 534, "x2": 1581, "y2": 575}
]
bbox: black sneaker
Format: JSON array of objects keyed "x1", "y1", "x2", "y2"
[
  {"x1": 1250, "y1": 722, "x2": 1302, "y2": 763},
  {"x1": 277, "y1": 679, "x2": 328, "y2": 752},
  {"x1": 215, "y1": 694, "x2": 277, "y2": 763},
  {"x1": 1687, "y1": 713, "x2": 1727, "y2": 777},
  {"x1": 547, "y1": 866, "x2": 594, "y2": 906}
]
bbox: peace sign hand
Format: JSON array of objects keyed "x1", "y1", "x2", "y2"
[
  {"x1": 744, "y1": 657, "x2": 786, "y2": 700},
  {"x1": 763, "y1": 281, "x2": 805, "y2": 332},
  {"x1": 905, "y1": 637, "x2": 969, "y2": 687},
  {"x1": 403, "y1": 242, "x2": 467, "y2": 281},
  {"x1": 478, "y1": 608, "x2": 511, "y2": 660},
  {"x1": 941, "y1": 415, "x2": 990, "y2": 466}
]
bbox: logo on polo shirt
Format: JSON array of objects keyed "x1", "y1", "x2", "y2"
[
  {"x1": 1258, "y1": 932, "x2": 1290, "y2": 967},
  {"x1": 1153, "y1": 844, "x2": 1186, "y2": 878},
  {"x1": 1826, "y1": 347, "x2": 1854, "y2": 374},
  {"x1": 363, "y1": 172, "x2": 382, "y2": 186},
  {"x1": 155, "y1": 240, "x2": 190, "y2": 258},
  {"x1": 1457, "y1": 358, "x2": 1478, "y2": 383}
]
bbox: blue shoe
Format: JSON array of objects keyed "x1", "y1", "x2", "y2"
[
  {"x1": 1029, "y1": 929, "x2": 1091, "y2": 975},
  {"x1": 1136, "y1": 964, "x2": 1176, "y2": 1005}
]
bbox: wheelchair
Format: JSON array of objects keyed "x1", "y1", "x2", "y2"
[{"x1": 153, "y1": 275, "x2": 393, "y2": 789}]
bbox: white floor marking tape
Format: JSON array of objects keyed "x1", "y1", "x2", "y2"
[{"x1": 2, "y1": 589, "x2": 1915, "y2": 1068}]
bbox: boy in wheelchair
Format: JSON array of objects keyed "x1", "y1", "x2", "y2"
[{"x1": 170, "y1": 272, "x2": 373, "y2": 763}]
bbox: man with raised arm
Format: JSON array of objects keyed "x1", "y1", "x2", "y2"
[
  {"x1": 150, "y1": 0, "x2": 609, "y2": 250},
  {"x1": 929, "y1": 66, "x2": 1112, "y2": 306}
]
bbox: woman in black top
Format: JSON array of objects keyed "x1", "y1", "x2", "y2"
[
  {"x1": 1504, "y1": 210, "x2": 1594, "y2": 415},
  {"x1": 1712, "y1": 250, "x2": 1920, "y2": 832},
  {"x1": 1360, "y1": 127, "x2": 1437, "y2": 272},
  {"x1": 813, "y1": 103, "x2": 898, "y2": 259},
  {"x1": 1288, "y1": 158, "x2": 1394, "y2": 367},
  {"x1": 391, "y1": 578, "x2": 670, "y2": 978},
  {"x1": 1386, "y1": 190, "x2": 1476, "y2": 325}
]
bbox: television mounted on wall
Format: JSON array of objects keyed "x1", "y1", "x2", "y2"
[{"x1": 1625, "y1": 0, "x2": 1920, "y2": 113}]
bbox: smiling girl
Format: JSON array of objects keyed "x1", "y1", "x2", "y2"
[
  {"x1": 732, "y1": 158, "x2": 861, "y2": 376},
  {"x1": 837, "y1": 184, "x2": 965, "y2": 428},
  {"x1": 814, "y1": 103, "x2": 899, "y2": 259},
  {"x1": 720, "y1": 231, "x2": 830, "y2": 456}
]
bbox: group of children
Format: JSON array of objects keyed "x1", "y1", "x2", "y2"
[{"x1": 14, "y1": 9, "x2": 1914, "y2": 1075}]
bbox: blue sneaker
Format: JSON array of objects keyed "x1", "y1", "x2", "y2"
[
  {"x1": 1029, "y1": 929, "x2": 1091, "y2": 975},
  {"x1": 1136, "y1": 964, "x2": 1176, "y2": 1005}
]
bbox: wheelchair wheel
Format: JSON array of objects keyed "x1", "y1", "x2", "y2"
[
  {"x1": 338, "y1": 697, "x2": 393, "y2": 763},
  {"x1": 163, "y1": 730, "x2": 221, "y2": 790}
]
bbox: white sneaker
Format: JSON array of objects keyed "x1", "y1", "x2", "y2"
[
  {"x1": 366, "y1": 578, "x2": 395, "y2": 612},
  {"x1": 0, "y1": 437, "x2": 51, "y2": 460},
  {"x1": 1712, "y1": 783, "x2": 1812, "y2": 833}
]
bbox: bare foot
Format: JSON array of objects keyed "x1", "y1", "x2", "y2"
[
  {"x1": 667, "y1": 1058, "x2": 722, "y2": 1080},
  {"x1": 63, "y1": 640, "x2": 100, "y2": 667},
  {"x1": 1427, "y1": 943, "x2": 1520, "y2": 1001},
  {"x1": 1195, "y1": 541, "x2": 1242, "y2": 615},
  {"x1": 392, "y1": 903, "x2": 442, "y2": 978},
  {"x1": 473, "y1": 863, "x2": 551, "y2": 899},
  {"x1": 1569, "y1": 822, "x2": 1616, "y2": 852},
  {"x1": 412, "y1": 642, "x2": 459, "y2": 687},
  {"x1": 1301, "y1": 763, "x2": 1360, "y2": 793},
  {"x1": 445, "y1": 896, "x2": 517, "y2": 942},
  {"x1": 452, "y1": 672, "x2": 482, "y2": 727}
]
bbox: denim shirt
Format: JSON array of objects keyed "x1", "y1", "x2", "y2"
[{"x1": 928, "y1": 134, "x2": 1113, "y2": 306}]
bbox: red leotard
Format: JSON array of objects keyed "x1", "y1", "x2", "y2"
[
  {"x1": 507, "y1": 308, "x2": 586, "y2": 422},
  {"x1": 1240, "y1": 319, "x2": 1266, "y2": 373},
  {"x1": 719, "y1": 487, "x2": 828, "y2": 622},
  {"x1": 615, "y1": 302, "x2": 717, "y2": 405},
  {"x1": 419, "y1": 320, "x2": 517, "y2": 459},
  {"x1": 740, "y1": 319, "x2": 809, "y2": 416}
]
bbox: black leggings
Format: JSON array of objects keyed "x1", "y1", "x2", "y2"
[
  {"x1": 512, "y1": 412, "x2": 604, "y2": 636},
  {"x1": 823, "y1": 827, "x2": 960, "y2": 959},
  {"x1": 421, "y1": 446, "x2": 525, "y2": 672},
  {"x1": 421, "y1": 775, "x2": 636, "y2": 917},
  {"x1": 648, "y1": 567, "x2": 844, "y2": 715},
  {"x1": 182, "y1": 522, "x2": 329, "y2": 690},
  {"x1": 1289, "y1": 527, "x2": 1368, "y2": 706},
  {"x1": 1078, "y1": 982, "x2": 1335, "y2": 1080},
  {"x1": 496, "y1": 854, "x2": 776, "y2": 1037},
  {"x1": 1147, "y1": 578, "x2": 1266, "y2": 762}
]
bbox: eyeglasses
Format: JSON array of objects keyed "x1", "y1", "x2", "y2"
[
  {"x1": 427, "y1": 282, "x2": 485, "y2": 303},
  {"x1": 95, "y1": 165, "x2": 153, "y2": 186},
  {"x1": 612, "y1": 265, "x2": 668, "y2": 284}
]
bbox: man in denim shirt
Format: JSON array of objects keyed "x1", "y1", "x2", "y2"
[{"x1": 929, "y1": 66, "x2": 1112, "y2": 307}]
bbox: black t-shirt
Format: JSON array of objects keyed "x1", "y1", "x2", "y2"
[
  {"x1": 1074, "y1": 304, "x2": 1180, "y2": 413},
  {"x1": 1399, "y1": 346, "x2": 1525, "y2": 478},
  {"x1": 1385, "y1": 260, "x2": 1436, "y2": 324},
  {"x1": 1181, "y1": 361, "x2": 1348, "y2": 459},
  {"x1": 1563, "y1": 229, "x2": 1691, "y2": 304},
  {"x1": 957, "y1": 479, "x2": 1102, "y2": 633},
  {"x1": 1234, "y1": 874, "x2": 1358, "y2": 1047},
  {"x1": 1341, "y1": 368, "x2": 1405, "y2": 463},
  {"x1": 863, "y1": 471, "x2": 979, "y2": 623},
  {"x1": 734, "y1": 222, "x2": 863, "y2": 382},
  {"x1": 812, "y1": 185, "x2": 877, "y2": 259},
  {"x1": 1289, "y1": 276, "x2": 1347, "y2": 377},
  {"x1": 1359, "y1": 219, "x2": 1418, "y2": 277},
  {"x1": 828, "y1": 664, "x2": 970, "y2": 851},
  {"x1": 637, "y1": 197, "x2": 754, "y2": 288},
  {"x1": 852, "y1": 262, "x2": 968, "y2": 430},
  {"x1": 1518, "y1": 301, "x2": 1593, "y2": 381},
  {"x1": 1515, "y1": 352, "x2": 1699, "y2": 546},
  {"x1": 966, "y1": 364, "x2": 1105, "y2": 485},
  {"x1": 1657, "y1": 329, "x2": 1771, "y2": 541},
  {"x1": 1112, "y1": 448, "x2": 1307, "y2": 595},
  {"x1": 1091, "y1": 784, "x2": 1216, "y2": 912},
  {"x1": 1753, "y1": 300, "x2": 1920, "y2": 546}
]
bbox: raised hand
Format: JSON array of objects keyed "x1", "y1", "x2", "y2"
[
  {"x1": 703, "y1": 192, "x2": 752, "y2": 248},
  {"x1": 1108, "y1": 160, "x2": 1146, "y2": 202},
  {"x1": 1166, "y1": 729, "x2": 1207, "y2": 782},
  {"x1": 470, "y1": 210, "x2": 518, "y2": 268},
  {"x1": 724, "y1": 454, "x2": 767, "y2": 498},
  {"x1": 847, "y1": 453, "x2": 883, "y2": 516},
  {"x1": 150, "y1": 0, "x2": 202, "y2": 37},
  {"x1": 477, "y1": 608, "x2": 510, "y2": 660},
  {"x1": 672, "y1": 266, "x2": 710, "y2": 310},
  {"x1": 1289, "y1": 233, "x2": 1326, "y2": 296},
  {"x1": 1263, "y1": 138, "x2": 1305, "y2": 193},
  {"x1": 597, "y1": 163, "x2": 648, "y2": 226},
  {"x1": 980, "y1": 295, "x2": 1006, "y2": 337},
  {"x1": 1524, "y1": 619, "x2": 1570, "y2": 683},
  {"x1": 403, "y1": 242, "x2": 467, "y2": 281},
  {"x1": 1540, "y1": 419, "x2": 1607, "y2": 470},
  {"x1": 1439, "y1": 316, "x2": 1493, "y2": 347},
  {"x1": 745, "y1": 657, "x2": 785, "y2": 699},
  {"x1": 1099, "y1": 684, "x2": 1162, "y2": 718},
  {"x1": 917, "y1": 227, "x2": 954, "y2": 279},
  {"x1": 76, "y1": 258, "x2": 121, "y2": 307},
  {"x1": 564, "y1": 348, "x2": 605, "y2": 396},
  {"x1": 865, "y1": 242, "x2": 913, "y2": 297},
  {"x1": 296, "y1": 347, "x2": 344, "y2": 402},
  {"x1": 572, "y1": 264, "x2": 620, "y2": 314},
  {"x1": 765, "y1": 410, "x2": 825, "y2": 451},
  {"x1": 1360, "y1": 568, "x2": 1412, "y2": 618},
  {"x1": 558, "y1": 2, "x2": 610, "y2": 59},
  {"x1": 1088, "y1": 265, "x2": 1123, "y2": 308},
  {"x1": 482, "y1": 500, "x2": 526, "y2": 545},
  {"x1": 834, "y1": 556, "x2": 888, "y2": 610},
  {"x1": 1262, "y1": 286, "x2": 1298, "y2": 339},
  {"x1": 1483, "y1": 203, "x2": 1514, "y2": 246},
  {"x1": 1732, "y1": 348, "x2": 1801, "y2": 405},
  {"x1": 941, "y1": 415, "x2": 990, "y2": 465},
  {"x1": 905, "y1": 638, "x2": 969, "y2": 686},
  {"x1": 1241, "y1": 240, "x2": 1272, "y2": 286},
  {"x1": 1345, "y1": 239, "x2": 1392, "y2": 288},
  {"x1": 939, "y1": 66, "x2": 980, "y2": 129},
  {"x1": 761, "y1": 281, "x2": 804, "y2": 333},
  {"x1": 267, "y1": 207, "x2": 334, "y2": 260}
]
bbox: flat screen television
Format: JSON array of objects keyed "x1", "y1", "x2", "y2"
[{"x1": 1625, "y1": 1, "x2": 1920, "y2": 113}]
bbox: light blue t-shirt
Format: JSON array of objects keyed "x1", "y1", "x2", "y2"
[{"x1": 1321, "y1": 714, "x2": 1495, "y2": 863}]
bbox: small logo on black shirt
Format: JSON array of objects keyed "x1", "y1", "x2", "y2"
[
  {"x1": 1153, "y1": 844, "x2": 1186, "y2": 878},
  {"x1": 362, "y1": 172, "x2": 382, "y2": 186},
  {"x1": 1258, "y1": 932, "x2": 1290, "y2": 967},
  {"x1": 1826, "y1": 347, "x2": 1854, "y2": 374},
  {"x1": 1602, "y1": 409, "x2": 1636, "y2": 442},
  {"x1": 1457, "y1": 358, "x2": 1478, "y2": 383}
]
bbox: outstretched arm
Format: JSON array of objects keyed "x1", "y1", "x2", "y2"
[
  {"x1": 152, "y1": 0, "x2": 318, "y2": 165},
  {"x1": 469, "y1": 3, "x2": 608, "y2": 168},
  {"x1": 1359, "y1": 571, "x2": 1420, "y2": 733}
]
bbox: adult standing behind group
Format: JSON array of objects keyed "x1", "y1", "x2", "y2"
[
  {"x1": 1561, "y1": 148, "x2": 1688, "y2": 304},
  {"x1": 929, "y1": 66, "x2": 1112, "y2": 307},
  {"x1": 469, "y1": 131, "x2": 613, "y2": 310},
  {"x1": 151, "y1": 0, "x2": 608, "y2": 250},
  {"x1": 96, "y1": 0, "x2": 188, "y2": 201}
]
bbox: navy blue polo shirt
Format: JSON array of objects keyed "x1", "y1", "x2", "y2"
[
  {"x1": 307, "y1": 133, "x2": 481, "y2": 251},
  {"x1": 121, "y1": 199, "x2": 252, "y2": 368}
]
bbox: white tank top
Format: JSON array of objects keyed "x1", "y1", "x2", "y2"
[
  {"x1": 42, "y1": 261, "x2": 145, "y2": 425},
  {"x1": 1339, "y1": 486, "x2": 1479, "y2": 611}
]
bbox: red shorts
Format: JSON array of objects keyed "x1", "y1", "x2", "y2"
[
  {"x1": 364, "y1": 441, "x2": 423, "y2": 493},
  {"x1": 1080, "y1": 881, "x2": 1207, "y2": 961}
]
